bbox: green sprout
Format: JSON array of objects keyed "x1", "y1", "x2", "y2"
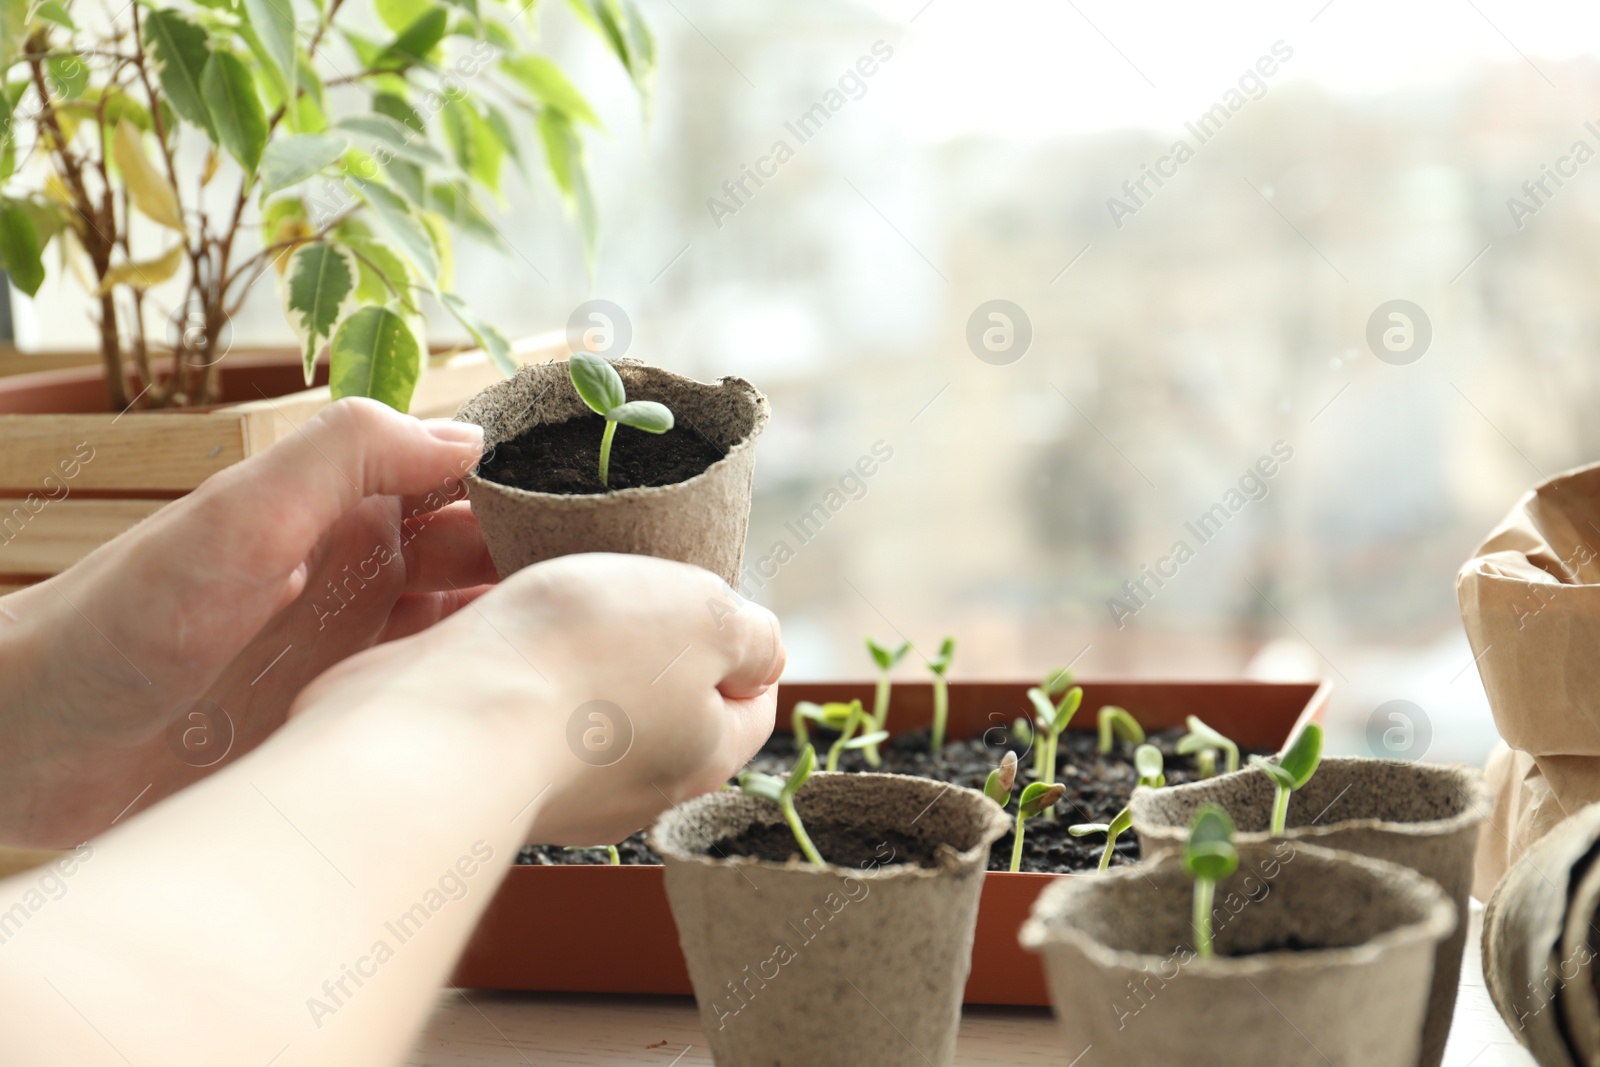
[
  {"x1": 863, "y1": 636, "x2": 913, "y2": 767},
  {"x1": 928, "y1": 636, "x2": 956, "y2": 753},
  {"x1": 1008, "y1": 781, "x2": 1066, "y2": 873},
  {"x1": 1011, "y1": 716, "x2": 1034, "y2": 753},
  {"x1": 1027, "y1": 670, "x2": 1084, "y2": 816},
  {"x1": 1097, "y1": 705, "x2": 1145, "y2": 754},
  {"x1": 984, "y1": 750, "x2": 1018, "y2": 808},
  {"x1": 568, "y1": 352, "x2": 675, "y2": 488},
  {"x1": 563, "y1": 845, "x2": 621, "y2": 865},
  {"x1": 1069, "y1": 744, "x2": 1165, "y2": 871},
  {"x1": 1184, "y1": 804, "x2": 1239, "y2": 958},
  {"x1": 1249, "y1": 722, "x2": 1324, "y2": 835},
  {"x1": 793, "y1": 699, "x2": 889, "y2": 772},
  {"x1": 738, "y1": 744, "x2": 825, "y2": 867},
  {"x1": 1177, "y1": 714, "x2": 1240, "y2": 778}
]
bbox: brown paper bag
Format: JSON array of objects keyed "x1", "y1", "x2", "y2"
[{"x1": 1458, "y1": 461, "x2": 1600, "y2": 899}]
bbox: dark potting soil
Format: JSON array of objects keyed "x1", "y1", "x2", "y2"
[
  {"x1": 477, "y1": 414, "x2": 725, "y2": 495},
  {"x1": 709, "y1": 824, "x2": 941, "y2": 869},
  {"x1": 515, "y1": 726, "x2": 1268, "y2": 874}
]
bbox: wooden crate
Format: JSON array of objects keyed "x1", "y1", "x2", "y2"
[{"x1": 0, "y1": 333, "x2": 565, "y2": 586}]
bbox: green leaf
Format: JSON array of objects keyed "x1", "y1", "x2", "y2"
[
  {"x1": 375, "y1": 7, "x2": 448, "y2": 71},
  {"x1": 1067, "y1": 823, "x2": 1110, "y2": 837},
  {"x1": 1018, "y1": 781, "x2": 1064, "y2": 820},
  {"x1": 929, "y1": 636, "x2": 955, "y2": 675},
  {"x1": 538, "y1": 108, "x2": 597, "y2": 262},
  {"x1": 242, "y1": 0, "x2": 297, "y2": 88},
  {"x1": 439, "y1": 292, "x2": 512, "y2": 374},
  {"x1": 1183, "y1": 804, "x2": 1239, "y2": 881},
  {"x1": 1042, "y1": 667, "x2": 1074, "y2": 695},
  {"x1": 842, "y1": 730, "x2": 889, "y2": 750},
  {"x1": 440, "y1": 99, "x2": 503, "y2": 192},
  {"x1": 375, "y1": 0, "x2": 434, "y2": 32},
  {"x1": 3, "y1": 0, "x2": 30, "y2": 67},
  {"x1": 440, "y1": 0, "x2": 478, "y2": 20},
  {"x1": 1278, "y1": 723, "x2": 1323, "y2": 789},
  {"x1": 202, "y1": 51, "x2": 267, "y2": 173},
  {"x1": 0, "y1": 203, "x2": 45, "y2": 296},
  {"x1": 336, "y1": 114, "x2": 448, "y2": 168},
  {"x1": 500, "y1": 55, "x2": 601, "y2": 127},
  {"x1": 356, "y1": 181, "x2": 439, "y2": 282},
  {"x1": 1026, "y1": 687, "x2": 1055, "y2": 728},
  {"x1": 46, "y1": 56, "x2": 88, "y2": 100},
  {"x1": 259, "y1": 134, "x2": 347, "y2": 197},
  {"x1": 34, "y1": 0, "x2": 73, "y2": 27},
  {"x1": 427, "y1": 181, "x2": 506, "y2": 249},
  {"x1": 1107, "y1": 806, "x2": 1133, "y2": 836},
  {"x1": 610, "y1": 400, "x2": 672, "y2": 433},
  {"x1": 343, "y1": 236, "x2": 413, "y2": 308},
  {"x1": 143, "y1": 10, "x2": 216, "y2": 138},
  {"x1": 1250, "y1": 756, "x2": 1296, "y2": 791},
  {"x1": 112, "y1": 119, "x2": 185, "y2": 231},
  {"x1": 1098, "y1": 705, "x2": 1145, "y2": 751},
  {"x1": 330, "y1": 305, "x2": 421, "y2": 412},
  {"x1": 1053, "y1": 686, "x2": 1083, "y2": 732},
  {"x1": 282, "y1": 243, "x2": 357, "y2": 382},
  {"x1": 737, "y1": 771, "x2": 785, "y2": 807},
  {"x1": 983, "y1": 769, "x2": 1011, "y2": 809},
  {"x1": 373, "y1": 91, "x2": 423, "y2": 134},
  {"x1": 568, "y1": 351, "x2": 625, "y2": 414},
  {"x1": 1134, "y1": 744, "x2": 1164, "y2": 785},
  {"x1": 784, "y1": 743, "x2": 816, "y2": 800}
]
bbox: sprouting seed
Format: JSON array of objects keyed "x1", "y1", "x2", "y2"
[
  {"x1": 1096, "y1": 705, "x2": 1145, "y2": 754},
  {"x1": 1069, "y1": 744, "x2": 1165, "y2": 871},
  {"x1": 1177, "y1": 714, "x2": 1240, "y2": 778},
  {"x1": 1249, "y1": 722, "x2": 1324, "y2": 835},
  {"x1": 739, "y1": 744, "x2": 825, "y2": 866},
  {"x1": 1184, "y1": 804, "x2": 1239, "y2": 958},
  {"x1": 928, "y1": 636, "x2": 956, "y2": 753},
  {"x1": 793, "y1": 699, "x2": 888, "y2": 772},
  {"x1": 568, "y1": 352, "x2": 675, "y2": 488},
  {"x1": 562, "y1": 845, "x2": 621, "y2": 865}
]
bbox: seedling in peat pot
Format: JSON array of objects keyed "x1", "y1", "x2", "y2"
[
  {"x1": 863, "y1": 636, "x2": 912, "y2": 766},
  {"x1": 1177, "y1": 714, "x2": 1240, "y2": 778},
  {"x1": 1250, "y1": 722, "x2": 1324, "y2": 835},
  {"x1": 984, "y1": 750, "x2": 1019, "y2": 808},
  {"x1": 739, "y1": 744, "x2": 825, "y2": 866},
  {"x1": 793, "y1": 700, "x2": 888, "y2": 772},
  {"x1": 563, "y1": 845, "x2": 621, "y2": 865},
  {"x1": 1027, "y1": 671, "x2": 1084, "y2": 816},
  {"x1": 1185, "y1": 804, "x2": 1239, "y2": 958},
  {"x1": 1070, "y1": 744, "x2": 1166, "y2": 871},
  {"x1": 928, "y1": 636, "x2": 956, "y2": 753},
  {"x1": 1009, "y1": 781, "x2": 1066, "y2": 873},
  {"x1": 1097, "y1": 705, "x2": 1145, "y2": 754},
  {"x1": 568, "y1": 353, "x2": 675, "y2": 488}
]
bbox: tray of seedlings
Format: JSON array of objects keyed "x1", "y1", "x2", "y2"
[{"x1": 452, "y1": 641, "x2": 1328, "y2": 1006}]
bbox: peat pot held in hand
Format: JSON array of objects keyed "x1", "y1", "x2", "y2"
[
  {"x1": 650, "y1": 772, "x2": 1010, "y2": 1067},
  {"x1": 457, "y1": 359, "x2": 768, "y2": 585},
  {"x1": 1021, "y1": 842, "x2": 1456, "y2": 1067},
  {"x1": 1129, "y1": 757, "x2": 1486, "y2": 1067}
]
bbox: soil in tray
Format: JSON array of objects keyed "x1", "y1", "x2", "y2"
[
  {"x1": 516, "y1": 728, "x2": 1268, "y2": 873},
  {"x1": 477, "y1": 414, "x2": 725, "y2": 494}
]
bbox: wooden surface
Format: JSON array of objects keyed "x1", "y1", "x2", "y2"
[{"x1": 411, "y1": 904, "x2": 1536, "y2": 1066}]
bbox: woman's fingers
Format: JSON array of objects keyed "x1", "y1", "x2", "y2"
[{"x1": 399, "y1": 503, "x2": 499, "y2": 594}]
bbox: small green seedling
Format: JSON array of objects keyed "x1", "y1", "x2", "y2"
[
  {"x1": 984, "y1": 750, "x2": 1018, "y2": 808},
  {"x1": 568, "y1": 352, "x2": 675, "y2": 488},
  {"x1": 1069, "y1": 744, "x2": 1165, "y2": 872},
  {"x1": 563, "y1": 845, "x2": 621, "y2": 865},
  {"x1": 1250, "y1": 722, "x2": 1324, "y2": 835},
  {"x1": 1011, "y1": 716, "x2": 1034, "y2": 752},
  {"x1": 1027, "y1": 670, "x2": 1084, "y2": 816},
  {"x1": 1184, "y1": 803, "x2": 1239, "y2": 958},
  {"x1": 928, "y1": 636, "x2": 956, "y2": 753},
  {"x1": 793, "y1": 699, "x2": 888, "y2": 772},
  {"x1": 1009, "y1": 781, "x2": 1066, "y2": 873},
  {"x1": 863, "y1": 636, "x2": 913, "y2": 766},
  {"x1": 738, "y1": 744, "x2": 825, "y2": 867},
  {"x1": 1177, "y1": 714, "x2": 1240, "y2": 778},
  {"x1": 1097, "y1": 705, "x2": 1145, "y2": 754}
]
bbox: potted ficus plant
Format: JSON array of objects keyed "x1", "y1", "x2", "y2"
[
  {"x1": 0, "y1": 0, "x2": 648, "y2": 583},
  {"x1": 1129, "y1": 738, "x2": 1488, "y2": 1067},
  {"x1": 457, "y1": 353, "x2": 768, "y2": 584},
  {"x1": 1021, "y1": 805, "x2": 1458, "y2": 1066},
  {"x1": 651, "y1": 759, "x2": 1009, "y2": 1067}
]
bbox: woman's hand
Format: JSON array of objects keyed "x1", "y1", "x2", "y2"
[{"x1": 0, "y1": 397, "x2": 498, "y2": 847}]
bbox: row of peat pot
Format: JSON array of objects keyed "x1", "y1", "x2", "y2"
[{"x1": 648, "y1": 758, "x2": 1487, "y2": 1067}]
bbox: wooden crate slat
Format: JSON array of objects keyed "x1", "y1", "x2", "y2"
[
  {"x1": 0, "y1": 499, "x2": 166, "y2": 574},
  {"x1": 0, "y1": 413, "x2": 249, "y2": 493}
]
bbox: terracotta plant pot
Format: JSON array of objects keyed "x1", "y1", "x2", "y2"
[
  {"x1": 1482, "y1": 799, "x2": 1600, "y2": 1067},
  {"x1": 650, "y1": 772, "x2": 1009, "y2": 1067},
  {"x1": 451, "y1": 679, "x2": 1330, "y2": 1006},
  {"x1": 1128, "y1": 757, "x2": 1485, "y2": 1067},
  {"x1": 456, "y1": 358, "x2": 768, "y2": 585},
  {"x1": 1021, "y1": 842, "x2": 1456, "y2": 1067}
]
